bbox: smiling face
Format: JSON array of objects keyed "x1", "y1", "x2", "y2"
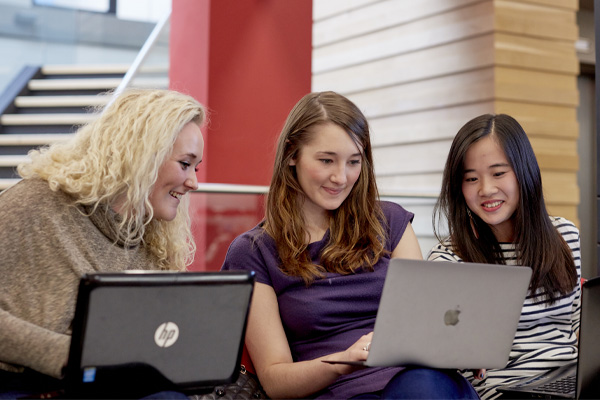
[
  {"x1": 149, "y1": 122, "x2": 204, "y2": 221},
  {"x1": 289, "y1": 122, "x2": 362, "y2": 225},
  {"x1": 461, "y1": 135, "x2": 519, "y2": 242}
]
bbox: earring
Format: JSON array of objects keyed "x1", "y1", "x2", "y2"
[{"x1": 467, "y1": 208, "x2": 479, "y2": 239}]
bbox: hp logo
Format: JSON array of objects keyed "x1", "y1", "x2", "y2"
[{"x1": 154, "y1": 322, "x2": 179, "y2": 348}]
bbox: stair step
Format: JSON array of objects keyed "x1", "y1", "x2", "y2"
[
  {"x1": 29, "y1": 78, "x2": 122, "y2": 91},
  {"x1": 0, "y1": 134, "x2": 74, "y2": 146},
  {"x1": 42, "y1": 64, "x2": 130, "y2": 75},
  {"x1": 0, "y1": 179, "x2": 20, "y2": 190},
  {"x1": 15, "y1": 95, "x2": 110, "y2": 108},
  {"x1": 1, "y1": 113, "x2": 97, "y2": 126},
  {"x1": 41, "y1": 64, "x2": 168, "y2": 75},
  {"x1": 28, "y1": 77, "x2": 168, "y2": 91},
  {"x1": 0, "y1": 155, "x2": 30, "y2": 167}
]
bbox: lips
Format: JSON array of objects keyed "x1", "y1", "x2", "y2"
[
  {"x1": 323, "y1": 187, "x2": 344, "y2": 196},
  {"x1": 482, "y1": 200, "x2": 503, "y2": 211},
  {"x1": 169, "y1": 191, "x2": 183, "y2": 200}
]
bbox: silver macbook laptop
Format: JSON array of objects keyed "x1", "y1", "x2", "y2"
[
  {"x1": 65, "y1": 270, "x2": 255, "y2": 398},
  {"x1": 324, "y1": 259, "x2": 531, "y2": 369},
  {"x1": 496, "y1": 276, "x2": 600, "y2": 399}
]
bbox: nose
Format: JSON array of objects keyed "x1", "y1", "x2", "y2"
[
  {"x1": 478, "y1": 176, "x2": 498, "y2": 197},
  {"x1": 184, "y1": 170, "x2": 198, "y2": 191},
  {"x1": 330, "y1": 163, "x2": 348, "y2": 185}
]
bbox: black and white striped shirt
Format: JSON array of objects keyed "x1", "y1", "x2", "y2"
[{"x1": 428, "y1": 217, "x2": 582, "y2": 400}]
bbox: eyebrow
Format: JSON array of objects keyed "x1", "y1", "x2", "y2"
[
  {"x1": 180, "y1": 152, "x2": 199, "y2": 159},
  {"x1": 316, "y1": 151, "x2": 362, "y2": 157},
  {"x1": 464, "y1": 163, "x2": 510, "y2": 173}
]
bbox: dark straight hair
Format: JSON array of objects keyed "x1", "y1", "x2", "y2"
[{"x1": 433, "y1": 114, "x2": 577, "y2": 303}]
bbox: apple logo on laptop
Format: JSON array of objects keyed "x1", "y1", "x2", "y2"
[
  {"x1": 154, "y1": 322, "x2": 179, "y2": 348},
  {"x1": 444, "y1": 306, "x2": 461, "y2": 326}
]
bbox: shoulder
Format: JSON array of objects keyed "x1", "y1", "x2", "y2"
[
  {"x1": 549, "y1": 216, "x2": 578, "y2": 233},
  {"x1": 549, "y1": 216, "x2": 580, "y2": 245},
  {"x1": 550, "y1": 216, "x2": 579, "y2": 237},
  {"x1": 0, "y1": 178, "x2": 73, "y2": 218},
  {"x1": 227, "y1": 223, "x2": 272, "y2": 252},
  {"x1": 379, "y1": 200, "x2": 414, "y2": 224},
  {"x1": 427, "y1": 239, "x2": 463, "y2": 262},
  {"x1": 222, "y1": 223, "x2": 283, "y2": 287},
  {"x1": 222, "y1": 223, "x2": 275, "y2": 268}
]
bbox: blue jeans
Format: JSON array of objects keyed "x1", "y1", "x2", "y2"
[
  {"x1": 352, "y1": 368, "x2": 479, "y2": 399},
  {"x1": 0, "y1": 369, "x2": 189, "y2": 399}
]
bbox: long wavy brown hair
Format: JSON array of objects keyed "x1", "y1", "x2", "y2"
[
  {"x1": 433, "y1": 114, "x2": 577, "y2": 303},
  {"x1": 263, "y1": 91, "x2": 386, "y2": 284}
]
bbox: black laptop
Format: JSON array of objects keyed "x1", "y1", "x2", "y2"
[
  {"x1": 497, "y1": 276, "x2": 600, "y2": 399},
  {"x1": 65, "y1": 270, "x2": 255, "y2": 398}
]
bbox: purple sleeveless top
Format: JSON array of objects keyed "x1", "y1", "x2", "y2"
[{"x1": 221, "y1": 201, "x2": 414, "y2": 399}]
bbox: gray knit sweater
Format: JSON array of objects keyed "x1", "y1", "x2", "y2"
[{"x1": 0, "y1": 179, "x2": 156, "y2": 379}]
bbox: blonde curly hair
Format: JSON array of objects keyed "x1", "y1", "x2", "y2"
[{"x1": 18, "y1": 88, "x2": 206, "y2": 270}]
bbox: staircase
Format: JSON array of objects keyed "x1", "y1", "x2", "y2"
[{"x1": 0, "y1": 64, "x2": 167, "y2": 190}]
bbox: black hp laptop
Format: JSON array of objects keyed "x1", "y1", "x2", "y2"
[
  {"x1": 497, "y1": 276, "x2": 600, "y2": 399},
  {"x1": 65, "y1": 270, "x2": 255, "y2": 398}
]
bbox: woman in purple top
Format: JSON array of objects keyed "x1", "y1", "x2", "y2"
[{"x1": 222, "y1": 92, "x2": 478, "y2": 399}]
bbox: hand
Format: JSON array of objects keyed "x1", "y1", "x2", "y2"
[
  {"x1": 472, "y1": 369, "x2": 486, "y2": 380},
  {"x1": 322, "y1": 332, "x2": 373, "y2": 375}
]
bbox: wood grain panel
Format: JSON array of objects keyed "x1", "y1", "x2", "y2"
[
  {"x1": 313, "y1": 34, "x2": 495, "y2": 94},
  {"x1": 542, "y1": 171, "x2": 580, "y2": 204},
  {"x1": 545, "y1": 205, "x2": 578, "y2": 226},
  {"x1": 313, "y1": 0, "x2": 379, "y2": 21},
  {"x1": 518, "y1": 0, "x2": 577, "y2": 10},
  {"x1": 348, "y1": 68, "x2": 495, "y2": 119},
  {"x1": 373, "y1": 140, "x2": 452, "y2": 176},
  {"x1": 314, "y1": 0, "x2": 479, "y2": 47},
  {"x1": 495, "y1": 32, "x2": 579, "y2": 74},
  {"x1": 313, "y1": 1, "x2": 494, "y2": 73},
  {"x1": 369, "y1": 102, "x2": 495, "y2": 147},
  {"x1": 494, "y1": 101, "x2": 578, "y2": 139},
  {"x1": 495, "y1": 0, "x2": 578, "y2": 40},
  {"x1": 530, "y1": 137, "x2": 579, "y2": 171},
  {"x1": 377, "y1": 173, "x2": 444, "y2": 193},
  {"x1": 495, "y1": 67, "x2": 579, "y2": 106}
]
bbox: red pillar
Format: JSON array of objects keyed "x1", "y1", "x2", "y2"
[{"x1": 170, "y1": 0, "x2": 312, "y2": 270}]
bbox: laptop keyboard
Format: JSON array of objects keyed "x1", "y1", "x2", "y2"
[{"x1": 534, "y1": 375, "x2": 576, "y2": 394}]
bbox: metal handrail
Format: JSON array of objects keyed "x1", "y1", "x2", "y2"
[
  {"x1": 193, "y1": 182, "x2": 439, "y2": 199},
  {"x1": 106, "y1": 11, "x2": 171, "y2": 108},
  {"x1": 0, "y1": 179, "x2": 439, "y2": 199}
]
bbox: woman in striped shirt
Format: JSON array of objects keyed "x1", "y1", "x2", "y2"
[{"x1": 428, "y1": 114, "x2": 581, "y2": 400}]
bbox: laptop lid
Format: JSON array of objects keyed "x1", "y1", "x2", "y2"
[
  {"x1": 496, "y1": 276, "x2": 600, "y2": 399},
  {"x1": 366, "y1": 259, "x2": 531, "y2": 369},
  {"x1": 577, "y1": 276, "x2": 600, "y2": 398},
  {"x1": 66, "y1": 270, "x2": 255, "y2": 397}
]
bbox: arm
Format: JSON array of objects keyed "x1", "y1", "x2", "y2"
[
  {"x1": 247, "y1": 283, "x2": 371, "y2": 399},
  {"x1": 0, "y1": 181, "x2": 74, "y2": 378},
  {"x1": 0, "y1": 309, "x2": 70, "y2": 378},
  {"x1": 391, "y1": 223, "x2": 422, "y2": 260}
]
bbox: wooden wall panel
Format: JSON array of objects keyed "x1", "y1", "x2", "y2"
[
  {"x1": 494, "y1": 101, "x2": 578, "y2": 139},
  {"x1": 312, "y1": 0, "x2": 581, "y2": 241},
  {"x1": 348, "y1": 68, "x2": 495, "y2": 118},
  {"x1": 495, "y1": 0, "x2": 578, "y2": 40},
  {"x1": 313, "y1": 0, "x2": 379, "y2": 21},
  {"x1": 314, "y1": 34, "x2": 496, "y2": 94},
  {"x1": 495, "y1": 33, "x2": 579, "y2": 74},
  {"x1": 495, "y1": 67, "x2": 578, "y2": 106},
  {"x1": 369, "y1": 102, "x2": 496, "y2": 146},
  {"x1": 313, "y1": 1, "x2": 494, "y2": 73},
  {"x1": 314, "y1": 0, "x2": 479, "y2": 47}
]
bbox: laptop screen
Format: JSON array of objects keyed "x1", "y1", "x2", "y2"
[{"x1": 66, "y1": 271, "x2": 254, "y2": 397}]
